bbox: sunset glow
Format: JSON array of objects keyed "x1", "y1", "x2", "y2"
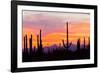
[{"x1": 22, "y1": 11, "x2": 90, "y2": 49}]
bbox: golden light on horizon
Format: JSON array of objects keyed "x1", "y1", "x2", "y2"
[{"x1": 22, "y1": 23, "x2": 90, "y2": 49}]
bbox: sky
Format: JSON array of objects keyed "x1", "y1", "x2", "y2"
[{"x1": 22, "y1": 10, "x2": 90, "y2": 48}]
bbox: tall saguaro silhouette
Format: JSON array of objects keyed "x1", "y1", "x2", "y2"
[
  {"x1": 77, "y1": 38, "x2": 80, "y2": 52},
  {"x1": 29, "y1": 34, "x2": 33, "y2": 57},
  {"x1": 37, "y1": 35, "x2": 40, "y2": 49},
  {"x1": 24, "y1": 36, "x2": 26, "y2": 52},
  {"x1": 62, "y1": 22, "x2": 72, "y2": 50},
  {"x1": 88, "y1": 37, "x2": 90, "y2": 49},
  {"x1": 83, "y1": 37, "x2": 85, "y2": 49},
  {"x1": 39, "y1": 29, "x2": 43, "y2": 49},
  {"x1": 23, "y1": 34, "x2": 29, "y2": 61},
  {"x1": 25, "y1": 35, "x2": 28, "y2": 50},
  {"x1": 24, "y1": 35, "x2": 28, "y2": 53},
  {"x1": 37, "y1": 29, "x2": 43, "y2": 55}
]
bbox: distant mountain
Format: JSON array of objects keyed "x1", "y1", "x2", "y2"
[
  {"x1": 43, "y1": 43, "x2": 88, "y2": 53},
  {"x1": 43, "y1": 44, "x2": 58, "y2": 53}
]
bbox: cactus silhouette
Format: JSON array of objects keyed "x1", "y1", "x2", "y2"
[
  {"x1": 36, "y1": 29, "x2": 43, "y2": 55},
  {"x1": 87, "y1": 37, "x2": 90, "y2": 49},
  {"x1": 29, "y1": 34, "x2": 33, "y2": 56},
  {"x1": 25, "y1": 35, "x2": 28, "y2": 50},
  {"x1": 23, "y1": 34, "x2": 29, "y2": 61},
  {"x1": 83, "y1": 37, "x2": 85, "y2": 49},
  {"x1": 37, "y1": 35, "x2": 40, "y2": 49},
  {"x1": 88, "y1": 37, "x2": 90, "y2": 45},
  {"x1": 24, "y1": 35, "x2": 28, "y2": 53},
  {"x1": 77, "y1": 38, "x2": 80, "y2": 51},
  {"x1": 24, "y1": 36, "x2": 26, "y2": 52},
  {"x1": 39, "y1": 29, "x2": 43, "y2": 49},
  {"x1": 62, "y1": 22, "x2": 72, "y2": 50},
  {"x1": 29, "y1": 35, "x2": 32, "y2": 50}
]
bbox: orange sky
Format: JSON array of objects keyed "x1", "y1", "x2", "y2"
[{"x1": 22, "y1": 11, "x2": 90, "y2": 48}]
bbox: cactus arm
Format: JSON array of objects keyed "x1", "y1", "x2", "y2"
[
  {"x1": 62, "y1": 40, "x2": 67, "y2": 48},
  {"x1": 62, "y1": 40, "x2": 72, "y2": 49}
]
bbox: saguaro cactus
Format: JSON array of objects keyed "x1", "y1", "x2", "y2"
[
  {"x1": 39, "y1": 29, "x2": 43, "y2": 49},
  {"x1": 37, "y1": 29, "x2": 43, "y2": 55},
  {"x1": 23, "y1": 35, "x2": 28, "y2": 58},
  {"x1": 77, "y1": 38, "x2": 80, "y2": 51},
  {"x1": 24, "y1": 36, "x2": 26, "y2": 51},
  {"x1": 37, "y1": 35, "x2": 40, "y2": 49},
  {"x1": 29, "y1": 34, "x2": 33, "y2": 56},
  {"x1": 88, "y1": 37, "x2": 90, "y2": 48},
  {"x1": 83, "y1": 37, "x2": 85, "y2": 49},
  {"x1": 29, "y1": 35, "x2": 32, "y2": 50},
  {"x1": 24, "y1": 35, "x2": 28, "y2": 53},
  {"x1": 25, "y1": 35, "x2": 28, "y2": 50},
  {"x1": 62, "y1": 22, "x2": 72, "y2": 50}
]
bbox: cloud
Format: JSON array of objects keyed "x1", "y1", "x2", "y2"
[{"x1": 23, "y1": 11, "x2": 90, "y2": 36}]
